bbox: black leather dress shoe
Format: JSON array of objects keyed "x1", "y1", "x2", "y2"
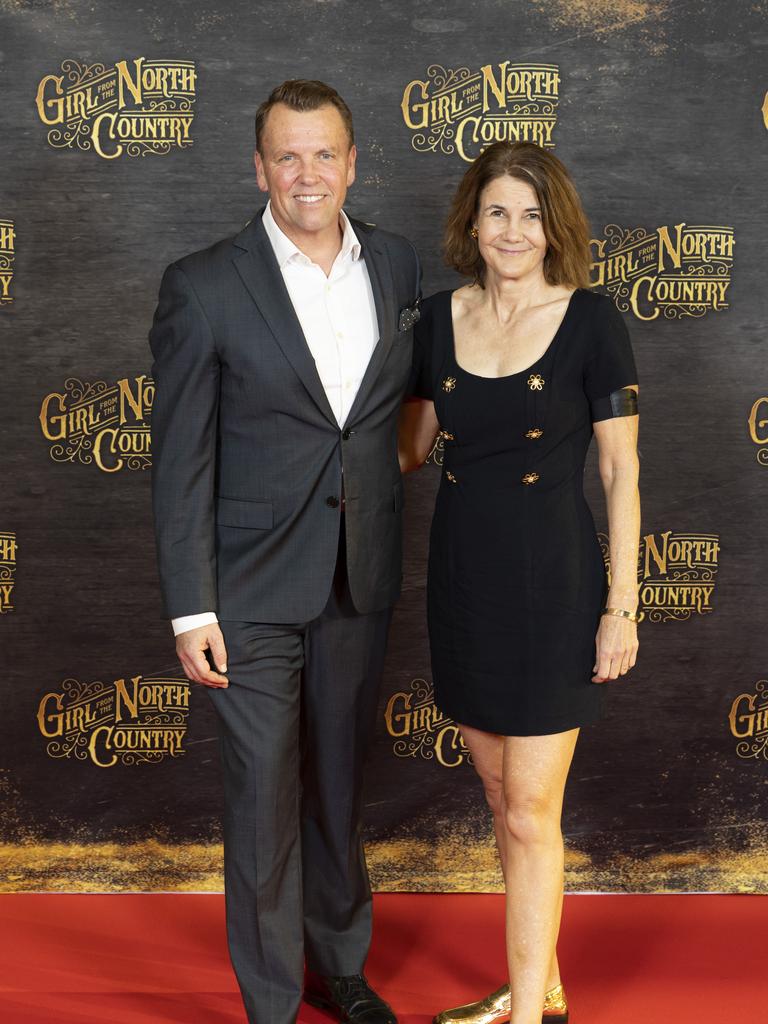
[{"x1": 304, "y1": 973, "x2": 397, "y2": 1023}]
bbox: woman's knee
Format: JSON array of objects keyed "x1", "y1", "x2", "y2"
[{"x1": 501, "y1": 791, "x2": 562, "y2": 846}]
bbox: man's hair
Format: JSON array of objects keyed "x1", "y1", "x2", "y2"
[
  {"x1": 444, "y1": 141, "x2": 592, "y2": 289},
  {"x1": 255, "y1": 79, "x2": 355, "y2": 153}
]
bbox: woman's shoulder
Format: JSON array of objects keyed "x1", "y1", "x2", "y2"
[
  {"x1": 573, "y1": 287, "x2": 619, "y2": 319},
  {"x1": 416, "y1": 289, "x2": 454, "y2": 339},
  {"x1": 420, "y1": 289, "x2": 455, "y2": 315}
]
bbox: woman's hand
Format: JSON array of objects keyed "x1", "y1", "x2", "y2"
[{"x1": 592, "y1": 613, "x2": 638, "y2": 683}]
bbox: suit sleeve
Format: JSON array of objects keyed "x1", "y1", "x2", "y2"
[{"x1": 150, "y1": 262, "x2": 221, "y2": 618}]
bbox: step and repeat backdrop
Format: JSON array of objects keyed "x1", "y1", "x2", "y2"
[{"x1": 1, "y1": 0, "x2": 767, "y2": 893}]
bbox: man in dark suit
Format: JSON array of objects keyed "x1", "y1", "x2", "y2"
[{"x1": 149, "y1": 80, "x2": 420, "y2": 1024}]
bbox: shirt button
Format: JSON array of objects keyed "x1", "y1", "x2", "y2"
[
  {"x1": 326, "y1": 496, "x2": 340, "y2": 508},
  {"x1": 337, "y1": 331, "x2": 343, "y2": 339}
]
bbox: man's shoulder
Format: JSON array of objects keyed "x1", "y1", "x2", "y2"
[
  {"x1": 168, "y1": 231, "x2": 241, "y2": 282},
  {"x1": 165, "y1": 210, "x2": 264, "y2": 282},
  {"x1": 350, "y1": 217, "x2": 418, "y2": 264}
]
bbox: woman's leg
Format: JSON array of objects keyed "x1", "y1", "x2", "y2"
[{"x1": 460, "y1": 725, "x2": 578, "y2": 1022}]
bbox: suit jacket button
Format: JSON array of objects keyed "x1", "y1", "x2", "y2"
[
  {"x1": 342, "y1": 428, "x2": 353, "y2": 441},
  {"x1": 326, "y1": 496, "x2": 340, "y2": 508}
]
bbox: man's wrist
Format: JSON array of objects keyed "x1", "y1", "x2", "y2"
[{"x1": 172, "y1": 611, "x2": 219, "y2": 636}]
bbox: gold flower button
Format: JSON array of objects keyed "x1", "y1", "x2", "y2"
[
  {"x1": 442, "y1": 377, "x2": 457, "y2": 393},
  {"x1": 525, "y1": 427, "x2": 543, "y2": 440},
  {"x1": 439, "y1": 429, "x2": 455, "y2": 440},
  {"x1": 522, "y1": 472, "x2": 540, "y2": 485},
  {"x1": 446, "y1": 470, "x2": 458, "y2": 483},
  {"x1": 527, "y1": 373, "x2": 545, "y2": 391}
]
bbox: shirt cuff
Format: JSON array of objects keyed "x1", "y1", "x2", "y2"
[{"x1": 172, "y1": 612, "x2": 219, "y2": 636}]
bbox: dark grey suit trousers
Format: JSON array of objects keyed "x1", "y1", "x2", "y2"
[{"x1": 208, "y1": 522, "x2": 392, "y2": 1024}]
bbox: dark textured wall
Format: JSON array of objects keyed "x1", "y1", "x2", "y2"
[{"x1": 1, "y1": 0, "x2": 767, "y2": 893}]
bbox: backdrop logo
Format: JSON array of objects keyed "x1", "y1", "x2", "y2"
[
  {"x1": 729, "y1": 680, "x2": 768, "y2": 761},
  {"x1": 401, "y1": 61, "x2": 559, "y2": 162},
  {"x1": 747, "y1": 397, "x2": 768, "y2": 466},
  {"x1": 39, "y1": 375, "x2": 153, "y2": 472},
  {"x1": 0, "y1": 219, "x2": 14, "y2": 306},
  {"x1": 37, "y1": 673, "x2": 189, "y2": 768},
  {"x1": 599, "y1": 530, "x2": 720, "y2": 622},
  {"x1": 35, "y1": 58, "x2": 196, "y2": 159},
  {"x1": 0, "y1": 532, "x2": 16, "y2": 613},
  {"x1": 385, "y1": 678, "x2": 471, "y2": 767},
  {"x1": 591, "y1": 223, "x2": 733, "y2": 320}
]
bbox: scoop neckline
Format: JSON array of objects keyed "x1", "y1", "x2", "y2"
[{"x1": 447, "y1": 287, "x2": 581, "y2": 381}]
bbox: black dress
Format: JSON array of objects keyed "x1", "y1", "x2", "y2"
[{"x1": 409, "y1": 288, "x2": 638, "y2": 736}]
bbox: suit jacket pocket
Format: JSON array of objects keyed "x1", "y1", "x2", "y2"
[{"x1": 216, "y1": 496, "x2": 274, "y2": 529}]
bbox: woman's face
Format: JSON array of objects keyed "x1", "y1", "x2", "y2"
[{"x1": 473, "y1": 174, "x2": 548, "y2": 284}]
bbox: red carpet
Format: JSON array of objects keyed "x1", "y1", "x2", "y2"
[{"x1": 0, "y1": 893, "x2": 760, "y2": 1023}]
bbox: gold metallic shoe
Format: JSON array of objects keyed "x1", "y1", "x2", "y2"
[
  {"x1": 432, "y1": 983, "x2": 568, "y2": 1024},
  {"x1": 433, "y1": 984, "x2": 510, "y2": 1024},
  {"x1": 542, "y1": 983, "x2": 569, "y2": 1022}
]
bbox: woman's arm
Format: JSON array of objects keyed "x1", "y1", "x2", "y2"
[
  {"x1": 398, "y1": 397, "x2": 440, "y2": 473},
  {"x1": 592, "y1": 388, "x2": 640, "y2": 682}
]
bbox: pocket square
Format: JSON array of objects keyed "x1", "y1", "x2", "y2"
[{"x1": 398, "y1": 302, "x2": 420, "y2": 332}]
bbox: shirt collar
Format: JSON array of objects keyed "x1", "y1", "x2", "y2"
[{"x1": 262, "y1": 201, "x2": 362, "y2": 269}]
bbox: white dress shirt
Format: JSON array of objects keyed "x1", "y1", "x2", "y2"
[{"x1": 172, "y1": 202, "x2": 379, "y2": 637}]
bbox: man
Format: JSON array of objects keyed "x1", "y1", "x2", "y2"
[{"x1": 149, "y1": 80, "x2": 420, "y2": 1024}]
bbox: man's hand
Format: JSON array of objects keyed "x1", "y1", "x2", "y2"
[{"x1": 176, "y1": 623, "x2": 229, "y2": 688}]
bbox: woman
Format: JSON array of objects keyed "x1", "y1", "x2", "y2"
[{"x1": 399, "y1": 141, "x2": 640, "y2": 1024}]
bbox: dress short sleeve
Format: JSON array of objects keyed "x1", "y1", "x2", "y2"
[
  {"x1": 407, "y1": 296, "x2": 435, "y2": 401},
  {"x1": 583, "y1": 294, "x2": 638, "y2": 422}
]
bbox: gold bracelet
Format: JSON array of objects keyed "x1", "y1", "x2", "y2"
[{"x1": 602, "y1": 607, "x2": 639, "y2": 622}]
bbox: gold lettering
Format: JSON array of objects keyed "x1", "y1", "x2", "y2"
[
  {"x1": 644, "y1": 530, "x2": 671, "y2": 577},
  {"x1": 89, "y1": 725, "x2": 118, "y2": 767},
  {"x1": 93, "y1": 427, "x2": 123, "y2": 472},
  {"x1": 115, "y1": 58, "x2": 144, "y2": 106},
  {"x1": 401, "y1": 79, "x2": 429, "y2": 130},
  {"x1": 481, "y1": 61, "x2": 509, "y2": 110},
  {"x1": 435, "y1": 724, "x2": 466, "y2": 767},
  {"x1": 92, "y1": 110, "x2": 122, "y2": 159},
  {"x1": 729, "y1": 693, "x2": 756, "y2": 738},
  {"x1": 656, "y1": 223, "x2": 685, "y2": 271},
  {"x1": 385, "y1": 692, "x2": 412, "y2": 736},
  {"x1": 39, "y1": 392, "x2": 67, "y2": 441},
  {"x1": 748, "y1": 397, "x2": 768, "y2": 445},
  {"x1": 114, "y1": 676, "x2": 141, "y2": 721},
  {"x1": 37, "y1": 692, "x2": 64, "y2": 737},
  {"x1": 35, "y1": 74, "x2": 65, "y2": 125}
]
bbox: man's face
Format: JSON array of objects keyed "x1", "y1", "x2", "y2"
[{"x1": 255, "y1": 102, "x2": 356, "y2": 243}]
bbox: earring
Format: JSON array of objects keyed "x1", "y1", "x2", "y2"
[{"x1": 470, "y1": 227, "x2": 478, "y2": 239}]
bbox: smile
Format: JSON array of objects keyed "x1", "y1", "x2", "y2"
[{"x1": 294, "y1": 195, "x2": 326, "y2": 204}]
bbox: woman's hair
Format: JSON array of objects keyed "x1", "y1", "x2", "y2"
[{"x1": 444, "y1": 141, "x2": 591, "y2": 289}]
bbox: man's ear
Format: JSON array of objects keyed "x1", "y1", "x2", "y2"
[
  {"x1": 346, "y1": 143, "x2": 357, "y2": 188},
  {"x1": 254, "y1": 149, "x2": 269, "y2": 193}
]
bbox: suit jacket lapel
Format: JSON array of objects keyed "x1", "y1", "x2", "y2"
[
  {"x1": 346, "y1": 225, "x2": 396, "y2": 424},
  {"x1": 231, "y1": 212, "x2": 337, "y2": 425}
]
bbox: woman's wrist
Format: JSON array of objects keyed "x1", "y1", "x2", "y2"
[{"x1": 606, "y1": 589, "x2": 639, "y2": 613}]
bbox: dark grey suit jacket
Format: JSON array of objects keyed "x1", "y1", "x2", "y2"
[{"x1": 149, "y1": 208, "x2": 420, "y2": 623}]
